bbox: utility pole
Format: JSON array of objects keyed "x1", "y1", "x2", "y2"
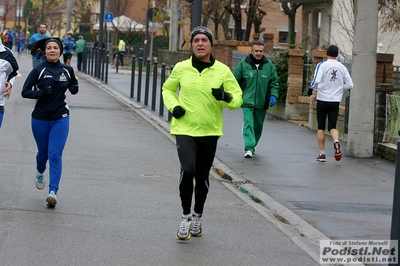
[
  {"x1": 95, "y1": 0, "x2": 105, "y2": 78},
  {"x1": 169, "y1": 0, "x2": 178, "y2": 51},
  {"x1": 347, "y1": 0, "x2": 379, "y2": 157},
  {"x1": 192, "y1": 0, "x2": 202, "y2": 29},
  {"x1": 143, "y1": 0, "x2": 150, "y2": 61},
  {"x1": 14, "y1": 0, "x2": 17, "y2": 33},
  {"x1": 66, "y1": 0, "x2": 73, "y2": 33},
  {"x1": 18, "y1": 0, "x2": 21, "y2": 33}
]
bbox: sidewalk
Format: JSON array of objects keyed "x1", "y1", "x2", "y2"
[
  {"x1": 84, "y1": 58, "x2": 397, "y2": 263},
  {"x1": 0, "y1": 54, "x2": 321, "y2": 265}
]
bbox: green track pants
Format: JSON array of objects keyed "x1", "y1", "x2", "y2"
[{"x1": 242, "y1": 107, "x2": 266, "y2": 153}]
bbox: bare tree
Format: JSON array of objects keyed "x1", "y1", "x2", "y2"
[
  {"x1": 281, "y1": 1, "x2": 301, "y2": 49},
  {"x1": 379, "y1": 0, "x2": 400, "y2": 32},
  {"x1": 24, "y1": 0, "x2": 61, "y2": 31},
  {"x1": 225, "y1": 0, "x2": 243, "y2": 41},
  {"x1": 244, "y1": 0, "x2": 262, "y2": 41},
  {"x1": 329, "y1": 0, "x2": 400, "y2": 60},
  {"x1": 253, "y1": 8, "x2": 266, "y2": 34},
  {"x1": 202, "y1": 0, "x2": 229, "y2": 40},
  {"x1": 70, "y1": 0, "x2": 92, "y2": 32},
  {"x1": 0, "y1": 0, "x2": 14, "y2": 28},
  {"x1": 107, "y1": 0, "x2": 143, "y2": 53}
]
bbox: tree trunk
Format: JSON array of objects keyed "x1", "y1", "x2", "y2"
[
  {"x1": 288, "y1": 12, "x2": 296, "y2": 49},
  {"x1": 244, "y1": 0, "x2": 257, "y2": 41},
  {"x1": 234, "y1": 0, "x2": 242, "y2": 41}
]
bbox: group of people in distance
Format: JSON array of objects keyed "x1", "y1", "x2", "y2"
[{"x1": 0, "y1": 22, "x2": 353, "y2": 241}]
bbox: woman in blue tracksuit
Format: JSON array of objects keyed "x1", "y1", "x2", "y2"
[{"x1": 21, "y1": 38, "x2": 79, "y2": 208}]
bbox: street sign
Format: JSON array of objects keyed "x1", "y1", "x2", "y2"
[{"x1": 104, "y1": 12, "x2": 114, "y2": 23}]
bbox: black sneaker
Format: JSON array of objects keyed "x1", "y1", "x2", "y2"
[{"x1": 316, "y1": 154, "x2": 326, "y2": 162}]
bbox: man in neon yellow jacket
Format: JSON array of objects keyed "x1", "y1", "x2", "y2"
[{"x1": 162, "y1": 26, "x2": 242, "y2": 241}]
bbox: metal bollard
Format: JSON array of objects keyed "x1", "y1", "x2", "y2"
[
  {"x1": 151, "y1": 61, "x2": 158, "y2": 111},
  {"x1": 115, "y1": 52, "x2": 119, "y2": 73},
  {"x1": 105, "y1": 51, "x2": 109, "y2": 84},
  {"x1": 91, "y1": 48, "x2": 95, "y2": 76},
  {"x1": 101, "y1": 48, "x2": 106, "y2": 81},
  {"x1": 159, "y1": 63, "x2": 166, "y2": 116},
  {"x1": 82, "y1": 47, "x2": 87, "y2": 74},
  {"x1": 144, "y1": 59, "x2": 151, "y2": 106},
  {"x1": 137, "y1": 57, "x2": 143, "y2": 102},
  {"x1": 344, "y1": 92, "x2": 350, "y2": 134},
  {"x1": 130, "y1": 56, "x2": 136, "y2": 98},
  {"x1": 86, "y1": 47, "x2": 91, "y2": 75},
  {"x1": 390, "y1": 130, "x2": 400, "y2": 246}
]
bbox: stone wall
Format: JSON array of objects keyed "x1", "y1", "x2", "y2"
[
  {"x1": 376, "y1": 53, "x2": 394, "y2": 85},
  {"x1": 213, "y1": 40, "x2": 251, "y2": 67},
  {"x1": 157, "y1": 50, "x2": 191, "y2": 67}
]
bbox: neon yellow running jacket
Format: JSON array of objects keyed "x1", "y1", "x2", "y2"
[{"x1": 162, "y1": 57, "x2": 243, "y2": 137}]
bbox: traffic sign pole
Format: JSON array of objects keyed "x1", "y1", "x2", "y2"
[{"x1": 104, "y1": 12, "x2": 114, "y2": 57}]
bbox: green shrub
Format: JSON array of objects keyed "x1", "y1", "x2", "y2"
[{"x1": 271, "y1": 50, "x2": 288, "y2": 103}]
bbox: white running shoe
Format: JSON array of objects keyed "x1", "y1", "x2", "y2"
[
  {"x1": 244, "y1": 151, "x2": 253, "y2": 158},
  {"x1": 46, "y1": 191, "x2": 57, "y2": 208},
  {"x1": 35, "y1": 171, "x2": 45, "y2": 190},
  {"x1": 176, "y1": 217, "x2": 192, "y2": 240},
  {"x1": 190, "y1": 215, "x2": 203, "y2": 237}
]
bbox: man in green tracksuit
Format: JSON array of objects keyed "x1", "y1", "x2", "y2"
[{"x1": 234, "y1": 41, "x2": 279, "y2": 158}]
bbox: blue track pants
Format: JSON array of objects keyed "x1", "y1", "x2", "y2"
[{"x1": 31, "y1": 116, "x2": 69, "y2": 194}]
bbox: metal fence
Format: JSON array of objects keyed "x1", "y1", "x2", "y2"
[
  {"x1": 82, "y1": 47, "x2": 174, "y2": 121},
  {"x1": 394, "y1": 66, "x2": 400, "y2": 85}
]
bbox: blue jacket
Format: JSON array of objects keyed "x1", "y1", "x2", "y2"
[
  {"x1": 62, "y1": 37, "x2": 76, "y2": 55},
  {"x1": 6, "y1": 30, "x2": 15, "y2": 42}
]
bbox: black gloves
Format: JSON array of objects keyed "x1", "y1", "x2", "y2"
[
  {"x1": 68, "y1": 85, "x2": 79, "y2": 95},
  {"x1": 41, "y1": 86, "x2": 53, "y2": 97},
  {"x1": 307, "y1": 87, "x2": 313, "y2": 96},
  {"x1": 212, "y1": 87, "x2": 233, "y2": 103},
  {"x1": 212, "y1": 86, "x2": 232, "y2": 103},
  {"x1": 172, "y1": 106, "x2": 186, "y2": 119}
]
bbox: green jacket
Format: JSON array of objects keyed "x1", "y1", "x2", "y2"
[
  {"x1": 162, "y1": 56, "x2": 243, "y2": 137},
  {"x1": 75, "y1": 39, "x2": 86, "y2": 53},
  {"x1": 234, "y1": 54, "x2": 279, "y2": 109}
]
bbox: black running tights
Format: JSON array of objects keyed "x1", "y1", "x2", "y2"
[{"x1": 176, "y1": 135, "x2": 219, "y2": 215}]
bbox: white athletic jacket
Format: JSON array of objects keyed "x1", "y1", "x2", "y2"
[
  {"x1": 0, "y1": 42, "x2": 19, "y2": 109},
  {"x1": 309, "y1": 59, "x2": 353, "y2": 102}
]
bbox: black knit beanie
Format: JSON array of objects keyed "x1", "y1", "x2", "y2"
[
  {"x1": 327, "y1": 44, "x2": 339, "y2": 57},
  {"x1": 190, "y1": 26, "x2": 213, "y2": 46}
]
